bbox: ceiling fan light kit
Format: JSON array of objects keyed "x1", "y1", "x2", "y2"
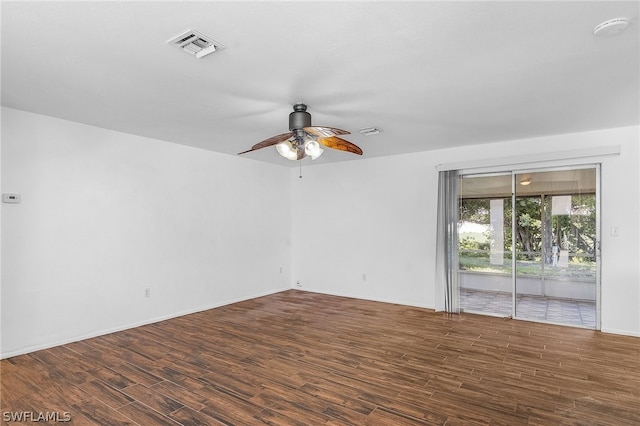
[
  {"x1": 276, "y1": 140, "x2": 298, "y2": 160},
  {"x1": 304, "y1": 140, "x2": 324, "y2": 160},
  {"x1": 238, "y1": 103, "x2": 363, "y2": 161}
]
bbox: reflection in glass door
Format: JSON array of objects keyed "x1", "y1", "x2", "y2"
[{"x1": 459, "y1": 166, "x2": 599, "y2": 329}]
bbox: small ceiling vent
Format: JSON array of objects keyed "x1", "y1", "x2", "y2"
[
  {"x1": 167, "y1": 29, "x2": 226, "y2": 58},
  {"x1": 359, "y1": 127, "x2": 381, "y2": 136}
]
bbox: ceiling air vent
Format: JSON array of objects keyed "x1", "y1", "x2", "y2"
[
  {"x1": 167, "y1": 29, "x2": 226, "y2": 59},
  {"x1": 359, "y1": 127, "x2": 381, "y2": 136}
]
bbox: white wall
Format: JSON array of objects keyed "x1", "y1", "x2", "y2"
[
  {"x1": 292, "y1": 154, "x2": 436, "y2": 308},
  {"x1": 292, "y1": 126, "x2": 640, "y2": 336},
  {"x1": 1, "y1": 107, "x2": 292, "y2": 358},
  {"x1": 2, "y1": 109, "x2": 638, "y2": 359}
]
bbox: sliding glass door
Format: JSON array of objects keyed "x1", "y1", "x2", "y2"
[{"x1": 459, "y1": 166, "x2": 599, "y2": 329}]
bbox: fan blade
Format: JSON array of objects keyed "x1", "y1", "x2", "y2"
[
  {"x1": 318, "y1": 136, "x2": 363, "y2": 155},
  {"x1": 297, "y1": 149, "x2": 307, "y2": 160},
  {"x1": 304, "y1": 126, "x2": 350, "y2": 138},
  {"x1": 238, "y1": 132, "x2": 294, "y2": 155}
]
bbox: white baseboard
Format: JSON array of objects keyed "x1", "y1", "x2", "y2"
[
  {"x1": 600, "y1": 327, "x2": 640, "y2": 338},
  {"x1": 293, "y1": 287, "x2": 433, "y2": 311}
]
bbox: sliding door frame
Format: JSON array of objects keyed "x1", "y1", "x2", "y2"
[{"x1": 459, "y1": 163, "x2": 601, "y2": 329}]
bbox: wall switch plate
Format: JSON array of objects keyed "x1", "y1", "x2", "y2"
[
  {"x1": 610, "y1": 226, "x2": 620, "y2": 237},
  {"x1": 2, "y1": 193, "x2": 21, "y2": 204}
]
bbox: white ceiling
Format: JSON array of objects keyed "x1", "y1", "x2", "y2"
[{"x1": 2, "y1": 1, "x2": 638, "y2": 167}]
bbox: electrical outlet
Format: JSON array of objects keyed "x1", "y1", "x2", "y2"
[
  {"x1": 144, "y1": 288, "x2": 151, "y2": 298},
  {"x1": 296, "y1": 280, "x2": 302, "y2": 288},
  {"x1": 2, "y1": 193, "x2": 21, "y2": 204}
]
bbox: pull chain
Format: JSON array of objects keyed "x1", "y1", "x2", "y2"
[{"x1": 299, "y1": 160, "x2": 302, "y2": 178}]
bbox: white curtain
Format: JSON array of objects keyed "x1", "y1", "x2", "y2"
[{"x1": 435, "y1": 170, "x2": 460, "y2": 313}]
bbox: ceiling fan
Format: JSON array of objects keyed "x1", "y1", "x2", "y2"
[{"x1": 238, "y1": 103, "x2": 363, "y2": 161}]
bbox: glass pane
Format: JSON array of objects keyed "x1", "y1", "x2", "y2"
[
  {"x1": 514, "y1": 169, "x2": 596, "y2": 328},
  {"x1": 458, "y1": 174, "x2": 512, "y2": 317}
]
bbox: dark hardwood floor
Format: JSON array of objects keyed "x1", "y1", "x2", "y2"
[{"x1": 1, "y1": 290, "x2": 639, "y2": 425}]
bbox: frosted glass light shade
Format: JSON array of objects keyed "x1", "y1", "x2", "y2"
[
  {"x1": 304, "y1": 140, "x2": 324, "y2": 160},
  {"x1": 276, "y1": 141, "x2": 298, "y2": 160}
]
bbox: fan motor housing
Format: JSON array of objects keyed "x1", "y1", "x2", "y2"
[{"x1": 289, "y1": 103, "x2": 311, "y2": 130}]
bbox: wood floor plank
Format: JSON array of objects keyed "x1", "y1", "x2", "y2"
[
  {"x1": 2, "y1": 290, "x2": 639, "y2": 425},
  {"x1": 298, "y1": 382, "x2": 376, "y2": 415},
  {"x1": 198, "y1": 386, "x2": 266, "y2": 425},
  {"x1": 70, "y1": 397, "x2": 137, "y2": 425},
  {"x1": 91, "y1": 367, "x2": 138, "y2": 390},
  {"x1": 253, "y1": 407, "x2": 307, "y2": 426},
  {"x1": 429, "y1": 391, "x2": 524, "y2": 425},
  {"x1": 167, "y1": 405, "x2": 227, "y2": 426},
  {"x1": 77, "y1": 379, "x2": 135, "y2": 410},
  {"x1": 150, "y1": 380, "x2": 210, "y2": 411},
  {"x1": 42, "y1": 380, "x2": 91, "y2": 404},
  {"x1": 199, "y1": 367, "x2": 266, "y2": 399},
  {"x1": 358, "y1": 391, "x2": 449, "y2": 424},
  {"x1": 108, "y1": 361, "x2": 165, "y2": 388},
  {"x1": 121, "y1": 383, "x2": 184, "y2": 415},
  {"x1": 249, "y1": 387, "x2": 332, "y2": 424},
  {"x1": 322, "y1": 402, "x2": 371, "y2": 425},
  {"x1": 365, "y1": 406, "x2": 436, "y2": 425},
  {"x1": 117, "y1": 400, "x2": 182, "y2": 425}
]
